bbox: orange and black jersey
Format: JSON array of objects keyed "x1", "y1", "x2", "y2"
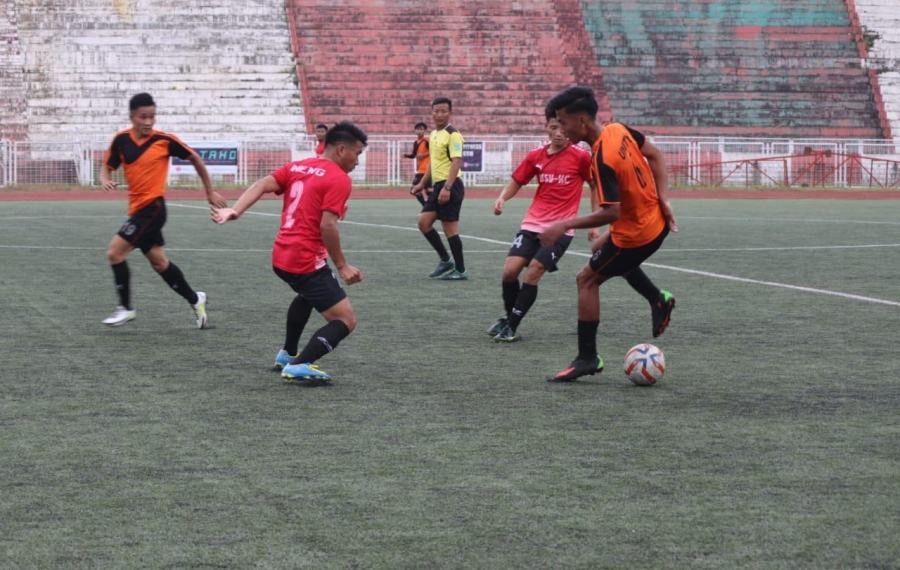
[
  {"x1": 405, "y1": 138, "x2": 430, "y2": 174},
  {"x1": 105, "y1": 129, "x2": 196, "y2": 215},
  {"x1": 591, "y1": 123, "x2": 665, "y2": 248}
]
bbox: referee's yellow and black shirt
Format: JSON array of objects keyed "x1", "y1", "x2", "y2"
[{"x1": 429, "y1": 125, "x2": 464, "y2": 183}]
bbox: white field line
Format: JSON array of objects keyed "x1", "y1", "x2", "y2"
[{"x1": 33, "y1": 202, "x2": 893, "y2": 308}]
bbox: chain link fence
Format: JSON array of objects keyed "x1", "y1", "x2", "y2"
[{"x1": 2, "y1": 135, "x2": 899, "y2": 189}]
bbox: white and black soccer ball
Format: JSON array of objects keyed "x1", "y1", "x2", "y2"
[{"x1": 624, "y1": 343, "x2": 666, "y2": 386}]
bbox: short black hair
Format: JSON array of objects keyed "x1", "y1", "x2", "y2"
[
  {"x1": 325, "y1": 121, "x2": 368, "y2": 147},
  {"x1": 431, "y1": 96, "x2": 452, "y2": 111},
  {"x1": 129, "y1": 92, "x2": 155, "y2": 112},
  {"x1": 414, "y1": 122, "x2": 428, "y2": 130},
  {"x1": 546, "y1": 86, "x2": 598, "y2": 119},
  {"x1": 315, "y1": 123, "x2": 328, "y2": 130},
  {"x1": 544, "y1": 102, "x2": 558, "y2": 122}
]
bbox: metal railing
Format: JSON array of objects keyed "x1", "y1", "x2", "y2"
[{"x1": 1, "y1": 136, "x2": 899, "y2": 189}]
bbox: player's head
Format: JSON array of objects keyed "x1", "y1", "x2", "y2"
[
  {"x1": 431, "y1": 97, "x2": 452, "y2": 129},
  {"x1": 128, "y1": 92, "x2": 156, "y2": 137},
  {"x1": 325, "y1": 121, "x2": 368, "y2": 173},
  {"x1": 315, "y1": 123, "x2": 328, "y2": 142},
  {"x1": 414, "y1": 122, "x2": 427, "y2": 137},
  {"x1": 544, "y1": 105, "x2": 567, "y2": 149},
  {"x1": 546, "y1": 86, "x2": 599, "y2": 144}
]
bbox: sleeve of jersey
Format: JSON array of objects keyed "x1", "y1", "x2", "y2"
[
  {"x1": 511, "y1": 151, "x2": 538, "y2": 186},
  {"x1": 448, "y1": 132, "x2": 464, "y2": 159},
  {"x1": 595, "y1": 160, "x2": 621, "y2": 204},
  {"x1": 270, "y1": 163, "x2": 291, "y2": 195},
  {"x1": 104, "y1": 135, "x2": 122, "y2": 170},
  {"x1": 579, "y1": 151, "x2": 592, "y2": 183},
  {"x1": 322, "y1": 175, "x2": 352, "y2": 218},
  {"x1": 625, "y1": 125, "x2": 646, "y2": 148},
  {"x1": 167, "y1": 136, "x2": 195, "y2": 160}
]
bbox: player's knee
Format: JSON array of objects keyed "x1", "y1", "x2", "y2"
[
  {"x1": 523, "y1": 262, "x2": 547, "y2": 284},
  {"x1": 575, "y1": 267, "x2": 594, "y2": 288},
  {"x1": 149, "y1": 258, "x2": 169, "y2": 273},
  {"x1": 341, "y1": 313, "x2": 358, "y2": 332},
  {"x1": 417, "y1": 217, "x2": 432, "y2": 233},
  {"x1": 107, "y1": 246, "x2": 126, "y2": 264}
]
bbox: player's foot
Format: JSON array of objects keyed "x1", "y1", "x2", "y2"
[
  {"x1": 273, "y1": 349, "x2": 296, "y2": 370},
  {"x1": 487, "y1": 316, "x2": 508, "y2": 336},
  {"x1": 192, "y1": 291, "x2": 208, "y2": 329},
  {"x1": 492, "y1": 323, "x2": 521, "y2": 343},
  {"x1": 438, "y1": 269, "x2": 468, "y2": 281},
  {"x1": 546, "y1": 356, "x2": 604, "y2": 382},
  {"x1": 281, "y1": 362, "x2": 332, "y2": 382},
  {"x1": 652, "y1": 290, "x2": 675, "y2": 338},
  {"x1": 102, "y1": 306, "x2": 136, "y2": 327},
  {"x1": 428, "y1": 259, "x2": 455, "y2": 278}
]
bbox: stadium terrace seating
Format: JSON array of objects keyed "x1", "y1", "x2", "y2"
[
  {"x1": 855, "y1": 0, "x2": 900, "y2": 139},
  {"x1": 579, "y1": 0, "x2": 886, "y2": 138},
  {"x1": 287, "y1": 0, "x2": 612, "y2": 135},
  {"x1": 11, "y1": 0, "x2": 304, "y2": 143},
  {"x1": 0, "y1": 1, "x2": 28, "y2": 141}
]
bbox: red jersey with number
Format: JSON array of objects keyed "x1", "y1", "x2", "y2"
[
  {"x1": 270, "y1": 157, "x2": 352, "y2": 274},
  {"x1": 511, "y1": 143, "x2": 592, "y2": 236}
]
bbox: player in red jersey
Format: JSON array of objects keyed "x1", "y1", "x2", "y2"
[
  {"x1": 488, "y1": 108, "x2": 594, "y2": 342},
  {"x1": 542, "y1": 86, "x2": 678, "y2": 382},
  {"x1": 211, "y1": 122, "x2": 367, "y2": 383}
]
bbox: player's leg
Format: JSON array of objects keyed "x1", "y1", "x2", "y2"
[
  {"x1": 437, "y1": 180, "x2": 467, "y2": 280},
  {"x1": 418, "y1": 196, "x2": 453, "y2": 277},
  {"x1": 498, "y1": 233, "x2": 572, "y2": 342},
  {"x1": 272, "y1": 267, "x2": 315, "y2": 369},
  {"x1": 488, "y1": 251, "x2": 528, "y2": 336},
  {"x1": 546, "y1": 265, "x2": 608, "y2": 381},
  {"x1": 282, "y1": 267, "x2": 353, "y2": 382},
  {"x1": 620, "y1": 228, "x2": 673, "y2": 337},
  {"x1": 145, "y1": 245, "x2": 207, "y2": 328},
  {"x1": 412, "y1": 173, "x2": 426, "y2": 206},
  {"x1": 102, "y1": 234, "x2": 137, "y2": 326}
]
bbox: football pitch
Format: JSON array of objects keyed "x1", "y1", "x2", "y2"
[{"x1": 1, "y1": 196, "x2": 898, "y2": 568}]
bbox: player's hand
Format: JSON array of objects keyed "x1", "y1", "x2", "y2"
[
  {"x1": 101, "y1": 180, "x2": 118, "y2": 192},
  {"x1": 493, "y1": 197, "x2": 505, "y2": 215},
  {"x1": 591, "y1": 230, "x2": 609, "y2": 253},
  {"x1": 207, "y1": 190, "x2": 227, "y2": 208},
  {"x1": 540, "y1": 223, "x2": 566, "y2": 247},
  {"x1": 338, "y1": 264, "x2": 363, "y2": 285},
  {"x1": 587, "y1": 228, "x2": 601, "y2": 242},
  {"x1": 438, "y1": 188, "x2": 451, "y2": 205},
  {"x1": 660, "y1": 199, "x2": 678, "y2": 233},
  {"x1": 210, "y1": 206, "x2": 238, "y2": 224},
  {"x1": 410, "y1": 183, "x2": 424, "y2": 196}
]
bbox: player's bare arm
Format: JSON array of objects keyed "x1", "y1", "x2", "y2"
[
  {"x1": 187, "y1": 153, "x2": 227, "y2": 208},
  {"x1": 539, "y1": 202, "x2": 621, "y2": 247},
  {"x1": 321, "y1": 210, "x2": 362, "y2": 285},
  {"x1": 493, "y1": 180, "x2": 522, "y2": 215},
  {"x1": 641, "y1": 140, "x2": 678, "y2": 232},
  {"x1": 100, "y1": 164, "x2": 118, "y2": 192},
  {"x1": 586, "y1": 180, "x2": 602, "y2": 241},
  {"x1": 440, "y1": 157, "x2": 462, "y2": 205},
  {"x1": 210, "y1": 175, "x2": 280, "y2": 224}
]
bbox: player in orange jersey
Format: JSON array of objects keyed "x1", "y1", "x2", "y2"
[
  {"x1": 542, "y1": 86, "x2": 678, "y2": 382},
  {"x1": 404, "y1": 122, "x2": 431, "y2": 205},
  {"x1": 100, "y1": 92, "x2": 226, "y2": 328}
]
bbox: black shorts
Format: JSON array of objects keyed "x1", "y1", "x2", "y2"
[
  {"x1": 412, "y1": 173, "x2": 431, "y2": 206},
  {"x1": 421, "y1": 178, "x2": 464, "y2": 222},
  {"x1": 589, "y1": 227, "x2": 669, "y2": 277},
  {"x1": 273, "y1": 265, "x2": 347, "y2": 312},
  {"x1": 507, "y1": 230, "x2": 573, "y2": 273},
  {"x1": 117, "y1": 198, "x2": 166, "y2": 253}
]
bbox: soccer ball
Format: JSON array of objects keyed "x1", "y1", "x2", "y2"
[{"x1": 624, "y1": 344, "x2": 666, "y2": 386}]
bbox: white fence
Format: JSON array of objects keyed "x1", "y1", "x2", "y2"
[{"x1": 1, "y1": 136, "x2": 899, "y2": 189}]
